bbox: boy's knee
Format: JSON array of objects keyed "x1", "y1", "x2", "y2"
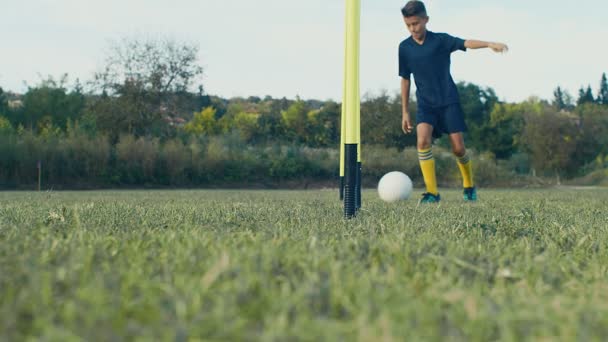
[
  {"x1": 452, "y1": 146, "x2": 466, "y2": 157},
  {"x1": 417, "y1": 140, "x2": 432, "y2": 150}
]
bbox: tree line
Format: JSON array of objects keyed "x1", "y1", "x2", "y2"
[{"x1": 0, "y1": 37, "x2": 607, "y2": 188}]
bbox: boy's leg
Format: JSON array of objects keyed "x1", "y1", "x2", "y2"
[
  {"x1": 441, "y1": 103, "x2": 474, "y2": 192},
  {"x1": 417, "y1": 123, "x2": 438, "y2": 195},
  {"x1": 449, "y1": 132, "x2": 474, "y2": 188}
]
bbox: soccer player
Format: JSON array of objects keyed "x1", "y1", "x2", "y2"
[{"x1": 399, "y1": 0, "x2": 508, "y2": 203}]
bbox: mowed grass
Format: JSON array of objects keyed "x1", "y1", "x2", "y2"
[{"x1": 1, "y1": 189, "x2": 607, "y2": 341}]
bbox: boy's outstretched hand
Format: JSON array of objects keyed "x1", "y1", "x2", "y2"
[
  {"x1": 465, "y1": 40, "x2": 509, "y2": 53},
  {"x1": 489, "y1": 42, "x2": 509, "y2": 53}
]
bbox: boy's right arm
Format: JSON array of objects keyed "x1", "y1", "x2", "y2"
[
  {"x1": 464, "y1": 39, "x2": 508, "y2": 53},
  {"x1": 401, "y1": 77, "x2": 413, "y2": 134}
]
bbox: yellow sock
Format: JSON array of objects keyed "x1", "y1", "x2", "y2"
[
  {"x1": 456, "y1": 153, "x2": 474, "y2": 188},
  {"x1": 418, "y1": 148, "x2": 438, "y2": 195}
]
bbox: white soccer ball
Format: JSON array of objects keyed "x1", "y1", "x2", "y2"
[{"x1": 377, "y1": 171, "x2": 413, "y2": 202}]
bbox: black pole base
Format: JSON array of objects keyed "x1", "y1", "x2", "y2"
[
  {"x1": 356, "y1": 161, "x2": 362, "y2": 211},
  {"x1": 344, "y1": 144, "x2": 358, "y2": 219}
]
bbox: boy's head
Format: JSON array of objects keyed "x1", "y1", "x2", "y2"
[{"x1": 401, "y1": 1, "x2": 429, "y2": 40}]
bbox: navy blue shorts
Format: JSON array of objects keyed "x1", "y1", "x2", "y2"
[{"x1": 416, "y1": 103, "x2": 468, "y2": 139}]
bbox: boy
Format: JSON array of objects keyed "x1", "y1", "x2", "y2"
[{"x1": 399, "y1": 0, "x2": 508, "y2": 203}]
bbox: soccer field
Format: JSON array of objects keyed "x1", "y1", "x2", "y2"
[{"x1": 1, "y1": 189, "x2": 607, "y2": 340}]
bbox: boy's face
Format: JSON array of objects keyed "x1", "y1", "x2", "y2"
[{"x1": 403, "y1": 15, "x2": 429, "y2": 40}]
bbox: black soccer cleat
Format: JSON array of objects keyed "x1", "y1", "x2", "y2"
[
  {"x1": 419, "y1": 192, "x2": 441, "y2": 204},
  {"x1": 463, "y1": 187, "x2": 477, "y2": 202}
]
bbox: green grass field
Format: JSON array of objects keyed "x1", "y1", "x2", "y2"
[{"x1": 1, "y1": 189, "x2": 607, "y2": 341}]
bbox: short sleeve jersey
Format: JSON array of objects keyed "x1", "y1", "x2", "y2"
[{"x1": 399, "y1": 31, "x2": 466, "y2": 108}]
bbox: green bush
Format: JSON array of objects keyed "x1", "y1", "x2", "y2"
[
  {"x1": 161, "y1": 139, "x2": 191, "y2": 185},
  {"x1": 115, "y1": 135, "x2": 160, "y2": 184},
  {"x1": 0, "y1": 132, "x2": 568, "y2": 189}
]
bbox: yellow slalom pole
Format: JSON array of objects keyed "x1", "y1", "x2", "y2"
[
  {"x1": 344, "y1": 0, "x2": 359, "y2": 145},
  {"x1": 343, "y1": 0, "x2": 360, "y2": 218},
  {"x1": 339, "y1": 6, "x2": 347, "y2": 201},
  {"x1": 355, "y1": 27, "x2": 362, "y2": 210}
]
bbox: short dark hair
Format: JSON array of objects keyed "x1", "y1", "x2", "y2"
[{"x1": 401, "y1": 1, "x2": 427, "y2": 18}]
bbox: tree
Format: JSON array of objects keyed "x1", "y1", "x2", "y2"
[
  {"x1": 92, "y1": 35, "x2": 204, "y2": 137},
  {"x1": 553, "y1": 86, "x2": 566, "y2": 110},
  {"x1": 281, "y1": 98, "x2": 311, "y2": 143},
  {"x1": 520, "y1": 105, "x2": 578, "y2": 182},
  {"x1": 17, "y1": 75, "x2": 86, "y2": 131},
  {"x1": 0, "y1": 115, "x2": 13, "y2": 135},
  {"x1": 478, "y1": 102, "x2": 530, "y2": 159},
  {"x1": 458, "y1": 82, "x2": 498, "y2": 125},
  {"x1": 575, "y1": 103, "x2": 608, "y2": 169},
  {"x1": 231, "y1": 112, "x2": 260, "y2": 142},
  {"x1": 456, "y1": 82, "x2": 500, "y2": 150},
  {"x1": 577, "y1": 85, "x2": 595, "y2": 105},
  {"x1": 183, "y1": 107, "x2": 218, "y2": 136},
  {"x1": 0, "y1": 87, "x2": 8, "y2": 115},
  {"x1": 255, "y1": 100, "x2": 283, "y2": 143},
  {"x1": 360, "y1": 91, "x2": 414, "y2": 149},
  {"x1": 306, "y1": 101, "x2": 340, "y2": 147},
  {"x1": 552, "y1": 86, "x2": 573, "y2": 110},
  {"x1": 597, "y1": 72, "x2": 608, "y2": 105}
]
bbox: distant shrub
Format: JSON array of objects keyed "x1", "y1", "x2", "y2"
[
  {"x1": 116, "y1": 135, "x2": 160, "y2": 184},
  {"x1": 161, "y1": 139, "x2": 191, "y2": 185},
  {"x1": 0, "y1": 132, "x2": 568, "y2": 189}
]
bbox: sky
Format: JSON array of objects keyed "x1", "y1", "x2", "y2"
[{"x1": 1, "y1": 0, "x2": 607, "y2": 103}]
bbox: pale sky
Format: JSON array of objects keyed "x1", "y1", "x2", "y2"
[{"x1": 1, "y1": 0, "x2": 607, "y2": 103}]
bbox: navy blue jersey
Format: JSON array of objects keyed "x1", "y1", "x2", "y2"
[{"x1": 399, "y1": 31, "x2": 466, "y2": 108}]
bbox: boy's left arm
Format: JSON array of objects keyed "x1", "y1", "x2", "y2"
[{"x1": 464, "y1": 40, "x2": 508, "y2": 53}]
